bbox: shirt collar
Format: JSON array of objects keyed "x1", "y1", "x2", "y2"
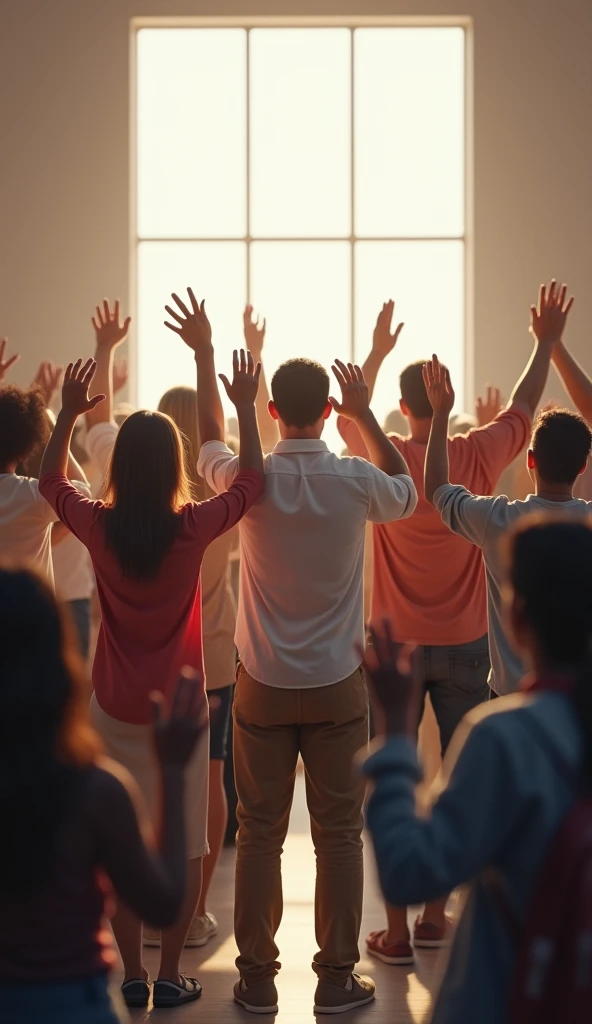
[{"x1": 272, "y1": 439, "x2": 329, "y2": 455}]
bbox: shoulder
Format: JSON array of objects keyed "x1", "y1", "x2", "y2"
[{"x1": 86, "y1": 758, "x2": 140, "y2": 814}]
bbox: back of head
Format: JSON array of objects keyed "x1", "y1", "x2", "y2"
[
  {"x1": 104, "y1": 410, "x2": 192, "y2": 580},
  {"x1": 0, "y1": 385, "x2": 50, "y2": 470},
  {"x1": 507, "y1": 517, "x2": 592, "y2": 785},
  {"x1": 399, "y1": 361, "x2": 433, "y2": 420},
  {"x1": 0, "y1": 567, "x2": 99, "y2": 895},
  {"x1": 158, "y1": 386, "x2": 205, "y2": 500},
  {"x1": 271, "y1": 359, "x2": 330, "y2": 428},
  {"x1": 531, "y1": 408, "x2": 592, "y2": 484}
]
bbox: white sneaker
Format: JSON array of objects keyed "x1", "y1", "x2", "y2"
[{"x1": 185, "y1": 912, "x2": 219, "y2": 948}]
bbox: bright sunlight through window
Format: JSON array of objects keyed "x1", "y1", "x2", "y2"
[{"x1": 135, "y1": 24, "x2": 467, "y2": 447}]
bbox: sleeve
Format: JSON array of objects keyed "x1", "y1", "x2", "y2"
[
  {"x1": 466, "y1": 403, "x2": 532, "y2": 486},
  {"x1": 356, "y1": 460, "x2": 418, "y2": 524},
  {"x1": 434, "y1": 483, "x2": 498, "y2": 547},
  {"x1": 197, "y1": 441, "x2": 241, "y2": 495},
  {"x1": 363, "y1": 724, "x2": 524, "y2": 906},
  {"x1": 85, "y1": 422, "x2": 118, "y2": 476},
  {"x1": 188, "y1": 469, "x2": 264, "y2": 545},
  {"x1": 38, "y1": 473, "x2": 101, "y2": 547}
]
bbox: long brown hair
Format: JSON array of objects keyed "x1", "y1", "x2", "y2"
[
  {"x1": 103, "y1": 410, "x2": 192, "y2": 580},
  {"x1": 0, "y1": 567, "x2": 101, "y2": 894},
  {"x1": 157, "y1": 386, "x2": 205, "y2": 502}
]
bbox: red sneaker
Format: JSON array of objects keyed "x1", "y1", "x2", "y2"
[
  {"x1": 365, "y1": 930, "x2": 414, "y2": 965},
  {"x1": 413, "y1": 916, "x2": 453, "y2": 949}
]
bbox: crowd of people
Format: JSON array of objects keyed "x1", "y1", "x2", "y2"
[{"x1": 1, "y1": 279, "x2": 591, "y2": 1024}]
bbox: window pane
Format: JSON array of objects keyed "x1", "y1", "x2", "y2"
[
  {"x1": 250, "y1": 29, "x2": 351, "y2": 238},
  {"x1": 354, "y1": 28, "x2": 464, "y2": 237},
  {"x1": 137, "y1": 242, "x2": 246, "y2": 414},
  {"x1": 250, "y1": 242, "x2": 351, "y2": 451},
  {"x1": 354, "y1": 242, "x2": 464, "y2": 427},
  {"x1": 137, "y1": 29, "x2": 247, "y2": 238}
]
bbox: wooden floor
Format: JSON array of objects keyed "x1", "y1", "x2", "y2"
[{"x1": 122, "y1": 775, "x2": 447, "y2": 1023}]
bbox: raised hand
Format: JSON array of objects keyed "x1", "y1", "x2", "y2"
[
  {"x1": 422, "y1": 355, "x2": 455, "y2": 416},
  {"x1": 92, "y1": 299, "x2": 131, "y2": 351},
  {"x1": 0, "y1": 337, "x2": 20, "y2": 381},
  {"x1": 243, "y1": 305, "x2": 266, "y2": 360},
  {"x1": 165, "y1": 288, "x2": 212, "y2": 352},
  {"x1": 32, "y1": 360, "x2": 63, "y2": 407},
  {"x1": 358, "y1": 621, "x2": 421, "y2": 738},
  {"x1": 113, "y1": 357, "x2": 128, "y2": 395},
  {"x1": 372, "y1": 300, "x2": 404, "y2": 359},
  {"x1": 150, "y1": 669, "x2": 208, "y2": 769},
  {"x1": 329, "y1": 360, "x2": 370, "y2": 422},
  {"x1": 219, "y1": 349, "x2": 261, "y2": 408},
  {"x1": 530, "y1": 280, "x2": 574, "y2": 347},
  {"x1": 476, "y1": 385, "x2": 503, "y2": 427},
  {"x1": 61, "y1": 359, "x2": 105, "y2": 418}
]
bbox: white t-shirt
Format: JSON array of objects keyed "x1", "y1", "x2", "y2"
[
  {"x1": 198, "y1": 439, "x2": 418, "y2": 689},
  {"x1": 53, "y1": 531, "x2": 94, "y2": 602}
]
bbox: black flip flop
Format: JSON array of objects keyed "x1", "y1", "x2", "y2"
[
  {"x1": 121, "y1": 978, "x2": 150, "y2": 1008},
  {"x1": 153, "y1": 975, "x2": 203, "y2": 1008}
]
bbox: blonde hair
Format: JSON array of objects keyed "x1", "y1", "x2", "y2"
[{"x1": 157, "y1": 386, "x2": 206, "y2": 501}]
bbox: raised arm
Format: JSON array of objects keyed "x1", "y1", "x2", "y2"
[
  {"x1": 551, "y1": 341, "x2": 592, "y2": 423},
  {"x1": 243, "y1": 304, "x2": 279, "y2": 452},
  {"x1": 509, "y1": 280, "x2": 574, "y2": 416},
  {"x1": 330, "y1": 359, "x2": 410, "y2": 477},
  {"x1": 40, "y1": 360, "x2": 105, "y2": 478},
  {"x1": 360, "y1": 301, "x2": 405, "y2": 403},
  {"x1": 31, "y1": 361, "x2": 63, "y2": 408},
  {"x1": 86, "y1": 300, "x2": 131, "y2": 430},
  {"x1": 165, "y1": 289, "x2": 224, "y2": 444},
  {"x1": 219, "y1": 349, "x2": 264, "y2": 475},
  {"x1": 92, "y1": 673, "x2": 208, "y2": 927},
  {"x1": 0, "y1": 337, "x2": 20, "y2": 382},
  {"x1": 423, "y1": 355, "x2": 455, "y2": 504}
]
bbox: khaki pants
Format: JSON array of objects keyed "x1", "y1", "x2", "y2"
[{"x1": 233, "y1": 665, "x2": 369, "y2": 985}]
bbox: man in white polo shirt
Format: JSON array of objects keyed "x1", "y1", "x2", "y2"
[{"x1": 166, "y1": 290, "x2": 417, "y2": 1016}]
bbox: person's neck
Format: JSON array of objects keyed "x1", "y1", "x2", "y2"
[
  {"x1": 408, "y1": 417, "x2": 433, "y2": 444},
  {"x1": 534, "y1": 480, "x2": 575, "y2": 502},
  {"x1": 279, "y1": 425, "x2": 324, "y2": 441}
]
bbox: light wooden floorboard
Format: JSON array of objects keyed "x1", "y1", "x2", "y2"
[{"x1": 121, "y1": 775, "x2": 446, "y2": 1023}]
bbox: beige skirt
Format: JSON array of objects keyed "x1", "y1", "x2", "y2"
[{"x1": 90, "y1": 694, "x2": 209, "y2": 860}]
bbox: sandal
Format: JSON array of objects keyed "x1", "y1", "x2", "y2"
[
  {"x1": 121, "y1": 978, "x2": 150, "y2": 1008},
  {"x1": 153, "y1": 975, "x2": 202, "y2": 1008}
]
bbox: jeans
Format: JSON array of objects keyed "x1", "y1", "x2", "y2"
[
  {"x1": 0, "y1": 974, "x2": 128, "y2": 1024},
  {"x1": 68, "y1": 597, "x2": 91, "y2": 660},
  {"x1": 233, "y1": 665, "x2": 369, "y2": 985},
  {"x1": 420, "y1": 635, "x2": 491, "y2": 755}
]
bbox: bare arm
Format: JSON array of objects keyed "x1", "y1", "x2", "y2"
[
  {"x1": 423, "y1": 356, "x2": 455, "y2": 504},
  {"x1": 360, "y1": 300, "x2": 405, "y2": 403},
  {"x1": 243, "y1": 305, "x2": 279, "y2": 452},
  {"x1": 509, "y1": 280, "x2": 574, "y2": 415},
  {"x1": 41, "y1": 361, "x2": 105, "y2": 479},
  {"x1": 86, "y1": 300, "x2": 131, "y2": 430},
  {"x1": 551, "y1": 341, "x2": 592, "y2": 423},
  {"x1": 219, "y1": 350, "x2": 264, "y2": 475},
  {"x1": 165, "y1": 289, "x2": 224, "y2": 444},
  {"x1": 330, "y1": 360, "x2": 410, "y2": 477}
]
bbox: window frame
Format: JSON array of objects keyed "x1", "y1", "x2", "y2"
[{"x1": 130, "y1": 15, "x2": 473, "y2": 411}]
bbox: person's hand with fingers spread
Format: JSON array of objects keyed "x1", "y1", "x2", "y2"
[
  {"x1": 329, "y1": 360, "x2": 370, "y2": 423},
  {"x1": 61, "y1": 359, "x2": 106, "y2": 419},
  {"x1": 358, "y1": 622, "x2": 421, "y2": 739},
  {"x1": 165, "y1": 288, "x2": 212, "y2": 353},
  {"x1": 475, "y1": 385, "x2": 503, "y2": 427},
  {"x1": 422, "y1": 355, "x2": 455, "y2": 417},
  {"x1": 32, "y1": 360, "x2": 63, "y2": 407},
  {"x1": 150, "y1": 669, "x2": 209, "y2": 771},
  {"x1": 530, "y1": 279, "x2": 574, "y2": 348},
  {"x1": 0, "y1": 337, "x2": 20, "y2": 381},
  {"x1": 219, "y1": 348, "x2": 261, "y2": 410},
  {"x1": 113, "y1": 357, "x2": 128, "y2": 396},
  {"x1": 372, "y1": 300, "x2": 405, "y2": 361},
  {"x1": 243, "y1": 305, "x2": 266, "y2": 361},
  {"x1": 92, "y1": 299, "x2": 131, "y2": 351}
]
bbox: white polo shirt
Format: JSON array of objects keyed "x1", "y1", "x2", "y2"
[{"x1": 198, "y1": 439, "x2": 417, "y2": 689}]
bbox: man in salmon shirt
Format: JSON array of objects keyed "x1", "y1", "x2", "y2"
[{"x1": 338, "y1": 283, "x2": 561, "y2": 965}]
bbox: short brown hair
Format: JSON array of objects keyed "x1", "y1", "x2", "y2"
[
  {"x1": 531, "y1": 408, "x2": 592, "y2": 484},
  {"x1": 271, "y1": 359, "x2": 330, "y2": 428}
]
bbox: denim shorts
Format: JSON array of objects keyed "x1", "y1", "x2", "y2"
[
  {"x1": 208, "y1": 684, "x2": 233, "y2": 761},
  {"x1": 0, "y1": 974, "x2": 128, "y2": 1024}
]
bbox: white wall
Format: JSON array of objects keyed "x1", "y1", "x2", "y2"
[{"x1": 1, "y1": 0, "x2": 590, "y2": 406}]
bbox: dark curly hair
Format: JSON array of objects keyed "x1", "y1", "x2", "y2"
[{"x1": 0, "y1": 385, "x2": 50, "y2": 469}]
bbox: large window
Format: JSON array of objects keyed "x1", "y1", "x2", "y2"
[{"x1": 134, "y1": 22, "x2": 468, "y2": 444}]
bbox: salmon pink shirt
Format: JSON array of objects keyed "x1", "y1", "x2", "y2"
[
  {"x1": 39, "y1": 470, "x2": 263, "y2": 724},
  {"x1": 338, "y1": 405, "x2": 530, "y2": 646}
]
